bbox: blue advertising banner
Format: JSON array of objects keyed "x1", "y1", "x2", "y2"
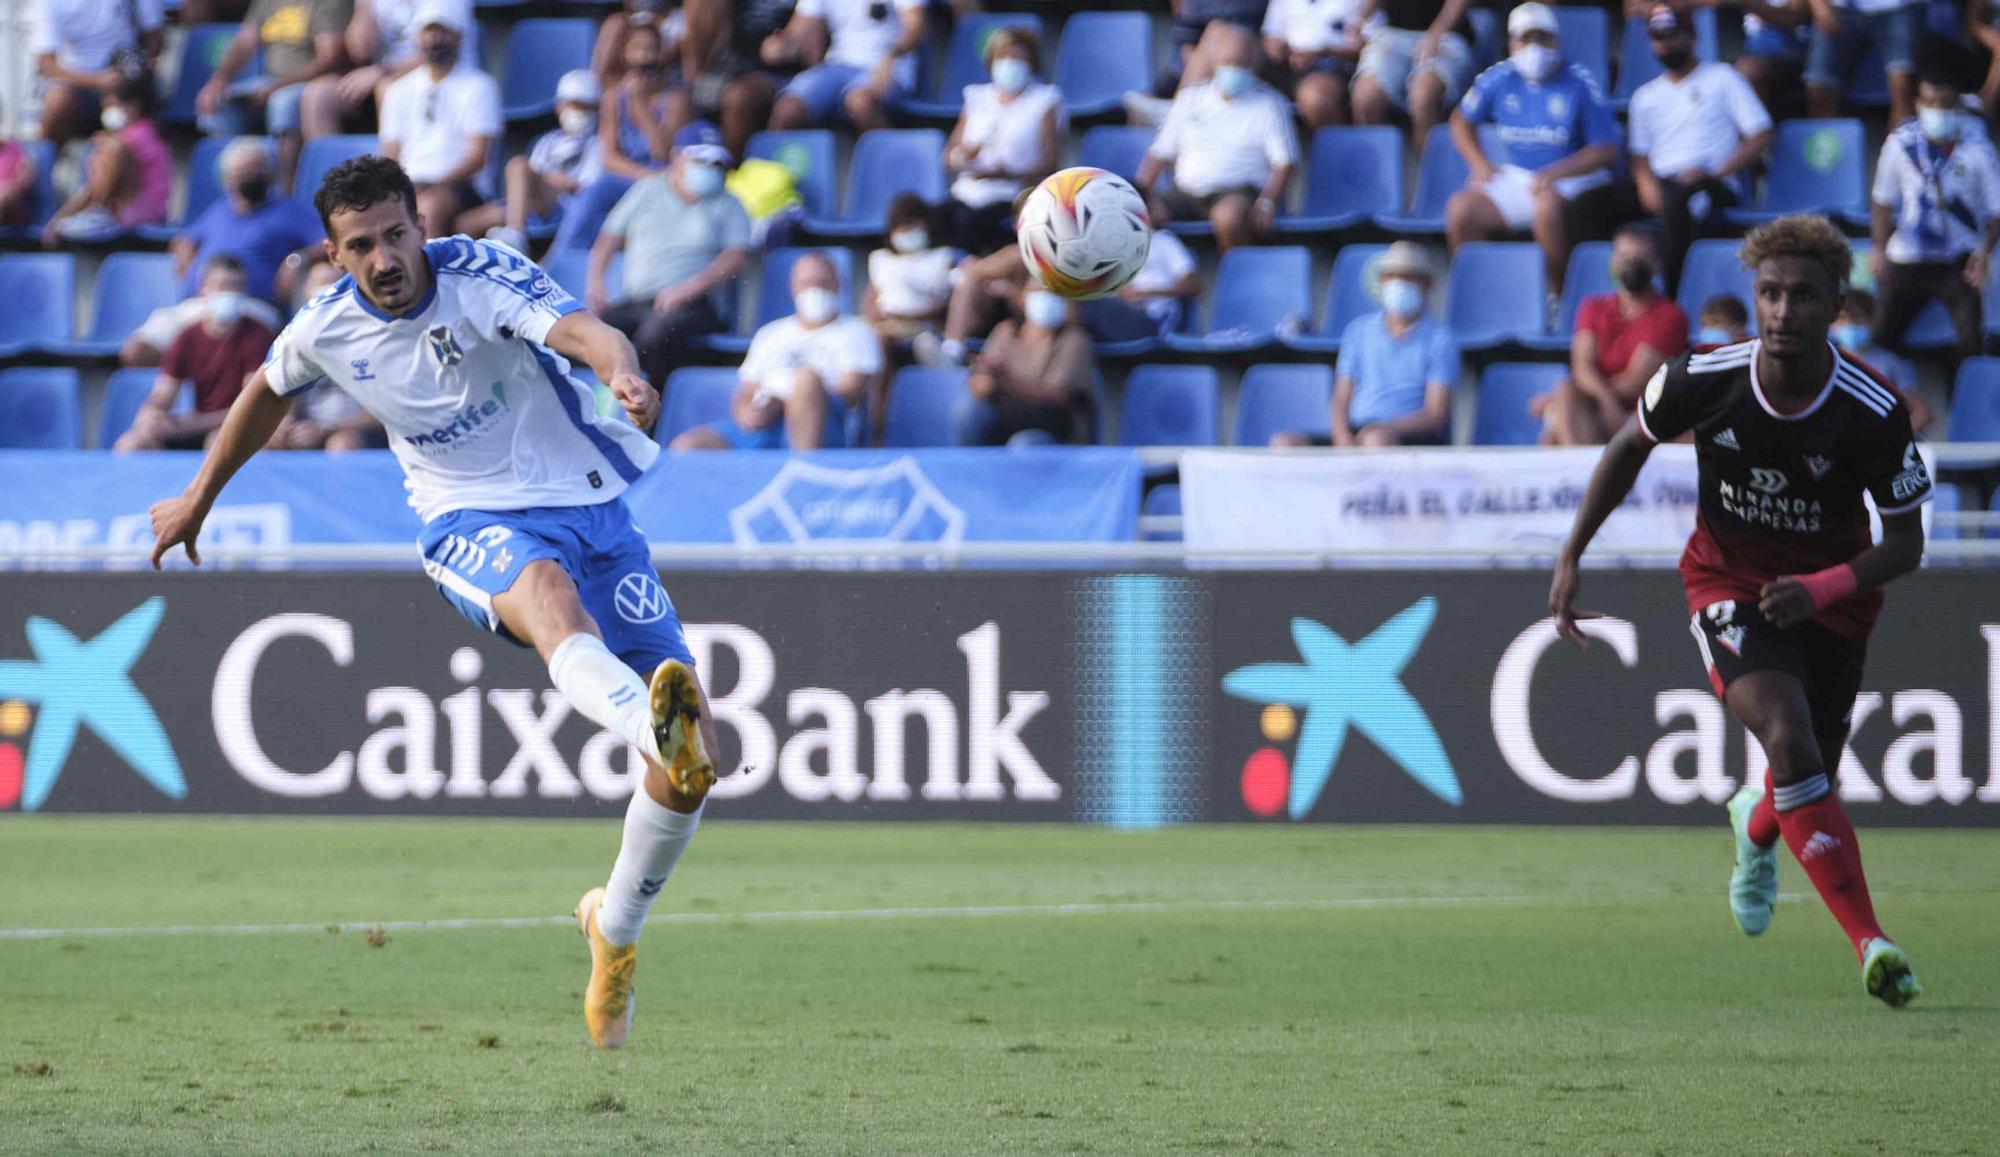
[{"x1": 0, "y1": 449, "x2": 1141, "y2": 559}]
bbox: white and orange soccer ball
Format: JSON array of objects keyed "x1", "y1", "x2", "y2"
[{"x1": 1015, "y1": 167, "x2": 1151, "y2": 300}]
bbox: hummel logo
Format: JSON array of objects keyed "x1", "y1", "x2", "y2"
[
  {"x1": 1801, "y1": 831, "x2": 1841, "y2": 863},
  {"x1": 636, "y1": 877, "x2": 665, "y2": 897},
  {"x1": 1714, "y1": 428, "x2": 1740, "y2": 451},
  {"x1": 1804, "y1": 455, "x2": 1833, "y2": 480}
]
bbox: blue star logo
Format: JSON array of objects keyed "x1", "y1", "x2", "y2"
[
  {"x1": 0, "y1": 598, "x2": 183, "y2": 812},
  {"x1": 1222, "y1": 598, "x2": 1460, "y2": 818}
]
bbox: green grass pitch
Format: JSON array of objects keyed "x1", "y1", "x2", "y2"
[{"x1": 3, "y1": 819, "x2": 1996, "y2": 1154}]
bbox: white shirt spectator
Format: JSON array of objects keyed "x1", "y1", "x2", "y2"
[
  {"x1": 1872, "y1": 116, "x2": 2000, "y2": 264},
  {"x1": 868, "y1": 247, "x2": 954, "y2": 319},
  {"x1": 380, "y1": 64, "x2": 503, "y2": 198},
  {"x1": 1260, "y1": 0, "x2": 1370, "y2": 53},
  {"x1": 798, "y1": 0, "x2": 924, "y2": 70},
  {"x1": 740, "y1": 314, "x2": 883, "y2": 401},
  {"x1": 1147, "y1": 79, "x2": 1299, "y2": 197},
  {"x1": 950, "y1": 82, "x2": 1063, "y2": 208},
  {"x1": 32, "y1": 0, "x2": 165, "y2": 72},
  {"x1": 1628, "y1": 63, "x2": 1772, "y2": 184},
  {"x1": 529, "y1": 123, "x2": 603, "y2": 188},
  {"x1": 371, "y1": 0, "x2": 480, "y2": 67}
]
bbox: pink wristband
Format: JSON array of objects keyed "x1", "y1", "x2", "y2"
[{"x1": 1795, "y1": 563, "x2": 1858, "y2": 611}]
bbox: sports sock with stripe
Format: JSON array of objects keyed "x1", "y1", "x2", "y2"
[
  {"x1": 547, "y1": 633, "x2": 658, "y2": 765},
  {"x1": 1748, "y1": 772, "x2": 1779, "y2": 849},
  {"x1": 597, "y1": 792, "x2": 703, "y2": 946},
  {"x1": 1773, "y1": 774, "x2": 1885, "y2": 960}
]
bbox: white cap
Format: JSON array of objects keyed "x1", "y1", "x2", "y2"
[
  {"x1": 555, "y1": 69, "x2": 601, "y2": 105},
  {"x1": 1507, "y1": 2, "x2": 1559, "y2": 37},
  {"x1": 413, "y1": 0, "x2": 468, "y2": 35}
]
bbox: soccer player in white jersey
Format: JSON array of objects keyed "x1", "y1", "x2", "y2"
[{"x1": 148, "y1": 155, "x2": 715, "y2": 1049}]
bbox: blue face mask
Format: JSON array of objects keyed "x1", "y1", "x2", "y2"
[
  {"x1": 1832, "y1": 323, "x2": 1870, "y2": 351},
  {"x1": 1214, "y1": 66, "x2": 1252, "y2": 98},
  {"x1": 991, "y1": 57, "x2": 1031, "y2": 95},
  {"x1": 1696, "y1": 326, "x2": 1734, "y2": 346},
  {"x1": 1381, "y1": 278, "x2": 1424, "y2": 319},
  {"x1": 683, "y1": 162, "x2": 724, "y2": 197}
]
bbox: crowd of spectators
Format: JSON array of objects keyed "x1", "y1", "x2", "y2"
[{"x1": 8, "y1": 0, "x2": 2000, "y2": 455}]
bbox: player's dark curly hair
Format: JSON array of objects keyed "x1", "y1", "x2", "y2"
[
  {"x1": 312, "y1": 155, "x2": 418, "y2": 238},
  {"x1": 1739, "y1": 214, "x2": 1851, "y2": 295}
]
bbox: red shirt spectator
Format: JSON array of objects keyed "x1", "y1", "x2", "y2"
[
  {"x1": 163, "y1": 309, "x2": 274, "y2": 414},
  {"x1": 1541, "y1": 225, "x2": 1689, "y2": 445},
  {"x1": 1575, "y1": 291, "x2": 1688, "y2": 379},
  {"x1": 116, "y1": 257, "x2": 276, "y2": 452}
]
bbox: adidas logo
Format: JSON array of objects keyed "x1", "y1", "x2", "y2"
[
  {"x1": 1714, "y1": 428, "x2": 1740, "y2": 451},
  {"x1": 1801, "y1": 831, "x2": 1841, "y2": 863}
]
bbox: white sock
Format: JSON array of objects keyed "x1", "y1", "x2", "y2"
[
  {"x1": 597, "y1": 792, "x2": 703, "y2": 945},
  {"x1": 547, "y1": 633, "x2": 657, "y2": 764}
]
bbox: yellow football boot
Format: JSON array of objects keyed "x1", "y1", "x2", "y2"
[
  {"x1": 649, "y1": 659, "x2": 715, "y2": 800},
  {"x1": 574, "y1": 886, "x2": 637, "y2": 1049}
]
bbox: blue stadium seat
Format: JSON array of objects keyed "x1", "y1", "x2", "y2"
[
  {"x1": 708, "y1": 247, "x2": 857, "y2": 355},
  {"x1": 883, "y1": 366, "x2": 969, "y2": 448},
  {"x1": 1468, "y1": 6, "x2": 1500, "y2": 67},
  {"x1": 501, "y1": 19, "x2": 595, "y2": 121},
  {"x1": 1234, "y1": 364, "x2": 1332, "y2": 446},
  {"x1": 1554, "y1": 7, "x2": 1610, "y2": 95},
  {"x1": 901, "y1": 13, "x2": 1045, "y2": 119},
  {"x1": 1054, "y1": 12, "x2": 1153, "y2": 120},
  {"x1": 48, "y1": 252, "x2": 181, "y2": 358},
  {"x1": 97, "y1": 369, "x2": 194, "y2": 449},
  {"x1": 1725, "y1": 119, "x2": 1867, "y2": 226},
  {"x1": 538, "y1": 247, "x2": 623, "y2": 304},
  {"x1": 163, "y1": 24, "x2": 260, "y2": 125},
  {"x1": 1119, "y1": 364, "x2": 1219, "y2": 447},
  {"x1": 296, "y1": 135, "x2": 379, "y2": 201},
  {"x1": 1077, "y1": 125, "x2": 1155, "y2": 186},
  {"x1": 660, "y1": 367, "x2": 739, "y2": 444},
  {"x1": 0, "y1": 368, "x2": 82, "y2": 449},
  {"x1": 1446, "y1": 242, "x2": 1546, "y2": 351},
  {"x1": 1283, "y1": 243, "x2": 1386, "y2": 354},
  {"x1": 1140, "y1": 483, "x2": 1181, "y2": 541},
  {"x1": 1675, "y1": 239, "x2": 1755, "y2": 330},
  {"x1": 746, "y1": 130, "x2": 837, "y2": 218},
  {"x1": 1279, "y1": 126, "x2": 1404, "y2": 235},
  {"x1": 0, "y1": 254, "x2": 75, "y2": 358},
  {"x1": 1949, "y1": 358, "x2": 2000, "y2": 442},
  {"x1": 0, "y1": 141, "x2": 58, "y2": 240},
  {"x1": 1473, "y1": 362, "x2": 1565, "y2": 445},
  {"x1": 1163, "y1": 246, "x2": 1311, "y2": 353},
  {"x1": 803, "y1": 130, "x2": 947, "y2": 238},
  {"x1": 1375, "y1": 124, "x2": 1496, "y2": 235},
  {"x1": 1522, "y1": 240, "x2": 1614, "y2": 352},
  {"x1": 1613, "y1": 10, "x2": 1719, "y2": 106}
]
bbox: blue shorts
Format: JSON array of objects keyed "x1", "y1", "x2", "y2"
[
  {"x1": 200, "y1": 77, "x2": 306, "y2": 136},
  {"x1": 1804, "y1": 2, "x2": 1922, "y2": 87},
  {"x1": 778, "y1": 61, "x2": 915, "y2": 124},
  {"x1": 419, "y1": 497, "x2": 694, "y2": 675}
]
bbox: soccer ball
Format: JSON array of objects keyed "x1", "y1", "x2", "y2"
[{"x1": 1015, "y1": 167, "x2": 1151, "y2": 300}]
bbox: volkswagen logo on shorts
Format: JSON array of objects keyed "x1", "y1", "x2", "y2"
[{"x1": 614, "y1": 573, "x2": 670, "y2": 624}]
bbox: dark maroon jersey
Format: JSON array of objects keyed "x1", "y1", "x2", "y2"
[{"x1": 1636, "y1": 339, "x2": 1933, "y2": 639}]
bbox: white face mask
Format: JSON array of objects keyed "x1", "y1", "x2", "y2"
[
  {"x1": 991, "y1": 57, "x2": 1031, "y2": 95},
  {"x1": 682, "y1": 161, "x2": 724, "y2": 197},
  {"x1": 208, "y1": 290, "x2": 248, "y2": 327},
  {"x1": 1512, "y1": 43, "x2": 1559, "y2": 83},
  {"x1": 101, "y1": 105, "x2": 130, "y2": 132},
  {"x1": 1381, "y1": 278, "x2": 1424, "y2": 319},
  {"x1": 1214, "y1": 65, "x2": 1251, "y2": 98},
  {"x1": 890, "y1": 228, "x2": 929, "y2": 254},
  {"x1": 794, "y1": 286, "x2": 838, "y2": 325},
  {"x1": 1025, "y1": 290, "x2": 1068, "y2": 330},
  {"x1": 558, "y1": 107, "x2": 595, "y2": 135},
  {"x1": 1919, "y1": 107, "x2": 1957, "y2": 143}
]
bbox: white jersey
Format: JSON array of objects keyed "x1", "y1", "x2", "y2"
[{"x1": 263, "y1": 236, "x2": 660, "y2": 521}]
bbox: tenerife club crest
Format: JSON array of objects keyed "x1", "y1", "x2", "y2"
[{"x1": 428, "y1": 325, "x2": 465, "y2": 367}]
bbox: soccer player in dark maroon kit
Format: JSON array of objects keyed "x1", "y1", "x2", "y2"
[{"x1": 1549, "y1": 215, "x2": 1929, "y2": 1007}]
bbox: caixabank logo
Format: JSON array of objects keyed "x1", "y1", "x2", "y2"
[
  {"x1": 1221, "y1": 598, "x2": 1460, "y2": 819},
  {"x1": 0, "y1": 598, "x2": 185, "y2": 811}
]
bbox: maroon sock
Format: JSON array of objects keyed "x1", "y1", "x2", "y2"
[
  {"x1": 1748, "y1": 772, "x2": 1779, "y2": 848},
  {"x1": 1777, "y1": 795, "x2": 1885, "y2": 961}
]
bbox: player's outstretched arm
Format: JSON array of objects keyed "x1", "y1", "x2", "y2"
[
  {"x1": 148, "y1": 369, "x2": 292, "y2": 569},
  {"x1": 1549, "y1": 418, "x2": 1656, "y2": 648},
  {"x1": 1759, "y1": 509, "x2": 1925, "y2": 629},
  {"x1": 545, "y1": 311, "x2": 659, "y2": 434}
]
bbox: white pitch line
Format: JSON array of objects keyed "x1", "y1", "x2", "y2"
[{"x1": 0, "y1": 891, "x2": 1815, "y2": 942}]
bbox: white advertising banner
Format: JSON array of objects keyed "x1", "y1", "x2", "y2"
[{"x1": 1180, "y1": 447, "x2": 1703, "y2": 557}]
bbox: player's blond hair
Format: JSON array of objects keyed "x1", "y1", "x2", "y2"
[{"x1": 1738, "y1": 214, "x2": 1852, "y2": 293}]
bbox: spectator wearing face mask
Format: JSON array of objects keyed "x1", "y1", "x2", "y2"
[
  {"x1": 378, "y1": 1, "x2": 501, "y2": 238},
  {"x1": 591, "y1": 121, "x2": 752, "y2": 388},
  {"x1": 43, "y1": 71, "x2": 171, "y2": 242},
  {"x1": 121, "y1": 263, "x2": 284, "y2": 369},
  {"x1": 674, "y1": 251, "x2": 881, "y2": 450},
  {"x1": 1868, "y1": 38, "x2": 2000, "y2": 370},
  {"x1": 173, "y1": 138, "x2": 324, "y2": 304},
  {"x1": 865, "y1": 193, "x2": 953, "y2": 345},
  {"x1": 1695, "y1": 293, "x2": 1750, "y2": 346},
  {"x1": 1833, "y1": 289, "x2": 1932, "y2": 432},
  {"x1": 115, "y1": 256, "x2": 275, "y2": 452},
  {"x1": 942, "y1": 26, "x2": 1062, "y2": 255},
  {"x1": 300, "y1": 0, "x2": 480, "y2": 152},
  {"x1": 32, "y1": 0, "x2": 166, "y2": 147},
  {"x1": 465, "y1": 70, "x2": 606, "y2": 253},
  {"x1": 954, "y1": 285, "x2": 1097, "y2": 446},
  {"x1": 1537, "y1": 223, "x2": 1687, "y2": 446},
  {"x1": 1446, "y1": 3, "x2": 1620, "y2": 309},
  {"x1": 1273, "y1": 242, "x2": 1455, "y2": 447},
  {"x1": 552, "y1": 21, "x2": 683, "y2": 253}
]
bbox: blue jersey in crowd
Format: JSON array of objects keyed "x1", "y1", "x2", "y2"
[{"x1": 1457, "y1": 59, "x2": 1618, "y2": 175}]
